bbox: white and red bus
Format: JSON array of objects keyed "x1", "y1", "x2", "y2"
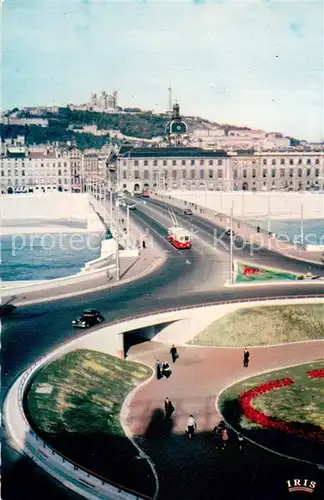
[{"x1": 167, "y1": 226, "x2": 191, "y2": 249}]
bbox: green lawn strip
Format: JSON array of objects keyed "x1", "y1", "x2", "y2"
[
  {"x1": 25, "y1": 349, "x2": 155, "y2": 497},
  {"x1": 234, "y1": 261, "x2": 300, "y2": 283},
  {"x1": 189, "y1": 304, "x2": 324, "y2": 346},
  {"x1": 218, "y1": 361, "x2": 324, "y2": 463}
]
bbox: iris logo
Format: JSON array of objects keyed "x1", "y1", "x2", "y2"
[{"x1": 287, "y1": 479, "x2": 316, "y2": 494}]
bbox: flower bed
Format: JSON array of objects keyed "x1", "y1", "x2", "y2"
[
  {"x1": 239, "y1": 377, "x2": 324, "y2": 442},
  {"x1": 307, "y1": 368, "x2": 324, "y2": 379}
]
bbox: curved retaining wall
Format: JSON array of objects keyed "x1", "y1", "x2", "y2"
[{"x1": 4, "y1": 294, "x2": 324, "y2": 500}]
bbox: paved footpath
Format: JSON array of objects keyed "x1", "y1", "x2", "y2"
[{"x1": 124, "y1": 340, "x2": 324, "y2": 500}]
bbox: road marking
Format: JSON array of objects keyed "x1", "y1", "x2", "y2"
[{"x1": 186, "y1": 259, "x2": 191, "y2": 265}]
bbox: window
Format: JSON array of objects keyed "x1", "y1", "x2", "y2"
[
  {"x1": 218, "y1": 170, "x2": 223, "y2": 178},
  {"x1": 233, "y1": 169, "x2": 238, "y2": 179},
  {"x1": 200, "y1": 159, "x2": 204, "y2": 166},
  {"x1": 41, "y1": 163, "x2": 44, "y2": 167},
  {"x1": 143, "y1": 170, "x2": 149, "y2": 179},
  {"x1": 208, "y1": 160, "x2": 213, "y2": 166},
  {"x1": 272, "y1": 159, "x2": 276, "y2": 165},
  {"x1": 200, "y1": 170, "x2": 204, "y2": 179},
  {"x1": 315, "y1": 168, "x2": 319, "y2": 177},
  {"x1": 272, "y1": 168, "x2": 276, "y2": 177},
  {"x1": 64, "y1": 178, "x2": 67, "y2": 184},
  {"x1": 182, "y1": 160, "x2": 186, "y2": 166},
  {"x1": 15, "y1": 170, "x2": 18, "y2": 176},
  {"x1": 123, "y1": 170, "x2": 127, "y2": 179},
  {"x1": 280, "y1": 168, "x2": 285, "y2": 177},
  {"x1": 191, "y1": 159, "x2": 195, "y2": 166},
  {"x1": 298, "y1": 159, "x2": 302, "y2": 165},
  {"x1": 163, "y1": 170, "x2": 168, "y2": 179},
  {"x1": 153, "y1": 160, "x2": 158, "y2": 166},
  {"x1": 163, "y1": 160, "x2": 167, "y2": 166},
  {"x1": 307, "y1": 159, "x2": 311, "y2": 165},
  {"x1": 181, "y1": 170, "x2": 186, "y2": 179},
  {"x1": 217, "y1": 159, "x2": 223, "y2": 166},
  {"x1": 289, "y1": 159, "x2": 294, "y2": 165},
  {"x1": 22, "y1": 170, "x2": 25, "y2": 176},
  {"x1": 134, "y1": 170, "x2": 139, "y2": 179},
  {"x1": 280, "y1": 159, "x2": 285, "y2": 165},
  {"x1": 298, "y1": 168, "x2": 302, "y2": 177},
  {"x1": 191, "y1": 170, "x2": 195, "y2": 179},
  {"x1": 144, "y1": 160, "x2": 148, "y2": 166},
  {"x1": 315, "y1": 158, "x2": 319, "y2": 165},
  {"x1": 208, "y1": 169, "x2": 213, "y2": 179},
  {"x1": 252, "y1": 169, "x2": 256, "y2": 178},
  {"x1": 64, "y1": 162, "x2": 67, "y2": 167},
  {"x1": 172, "y1": 170, "x2": 177, "y2": 179},
  {"x1": 289, "y1": 168, "x2": 293, "y2": 177},
  {"x1": 123, "y1": 160, "x2": 126, "y2": 167},
  {"x1": 1, "y1": 171, "x2": 4, "y2": 176},
  {"x1": 306, "y1": 168, "x2": 311, "y2": 176},
  {"x1": 134, "y1": 160, "x2": 139, "y2": 166},
  {"x1": 172, "y1": 160, "x2": 176, "y2": 166},
  {"x1": 243, "y1": 169, "x2": 247, "y2": 178},
  {"x1": 263, "y1": 169, "x2": 267, "y2": 178},
  {"x1": 263, "y1": 159, "x2": 267, "y2": 165}
]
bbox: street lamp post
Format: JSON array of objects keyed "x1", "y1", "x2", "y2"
[
  {"x1": 229, "y1": 202, "x2": 234, "y2": 285},
  {"x1": 115, "y1": 200, "x2": 120, "y2": 281}
]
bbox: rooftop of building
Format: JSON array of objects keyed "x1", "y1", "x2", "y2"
[{"x1": 118, "y1": 146, "x2": 229, "y2": 158}]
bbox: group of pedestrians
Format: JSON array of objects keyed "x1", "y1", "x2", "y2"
[
  {"x1": 155, "y1": 344, "x2": 178, "y2": 381},
  {"x1": 213, "y1": 421, "x2": 244, "y2": 451}
]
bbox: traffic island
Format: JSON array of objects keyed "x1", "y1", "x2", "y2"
[
  {"x1": 233, "y1": 261, "x2": 300, "y2": 283},
  {"x1": 24, "y1": 349, "x2": 155, "y2": 498},
  {"x1": 218, "y1": 362, "x2": 324, "y2": 465},
  {"x1": 188, "y1": 304, "x2": 324, "y2": 347}
]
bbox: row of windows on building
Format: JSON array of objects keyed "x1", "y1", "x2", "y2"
[
  {"x1": 121, "y1": 157, "x2": 323, "y2": 167},
  {"x1": 122, "y1": 167, "x2": 324, "y2": 180},
  {"x1": 2, "y1": 178, "x2": 71, "y2": 185},
  {"x1": 1, "y1": 169, "x2": 69, "y2": 177}
]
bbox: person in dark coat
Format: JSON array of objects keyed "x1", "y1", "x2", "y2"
[
  {"x1": 142, "y1": 240, "x2": 146, "y2": 249},
  {"x1": 162, "y1": 361, "x2": 171, "y2": 378},
  {"x1": 164, "y1": 397, "x2": 174, "y2": 421},
  {"x1": 170, "y1": 344, "x2": 178, "y2": 363},
  {"x1": 243, "y1": 348, "x2": 250, "y2": 368},
  {"x1": 213, "y1": 424, "x2": 223, "y2": 450},
  {"x1": 156, "y1": 359, "x2": 162, "y2": 380}
]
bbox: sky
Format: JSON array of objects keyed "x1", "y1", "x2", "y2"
[{"x1": 3, "y1": 0, "x2": 324, "y2": 141}]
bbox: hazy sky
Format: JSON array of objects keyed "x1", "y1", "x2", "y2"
[{"x1": 3, "y1": 0, "x2": 324, "y2": 141}]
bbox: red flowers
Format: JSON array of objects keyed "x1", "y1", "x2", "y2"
[
  {"x1": 239, "y1": 376, "x2": 324, "y2": 441},
  {"x1": 307, "y1": 368, "x2": 324, "y2": 379}
]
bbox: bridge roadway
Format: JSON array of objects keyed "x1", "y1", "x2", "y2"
[{"x1": 2, "y1": 198, "x2": 324, "y2": 500}]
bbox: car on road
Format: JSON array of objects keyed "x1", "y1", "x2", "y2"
[
  {"x1": 128, "y1": 204, "x2": 136, "y2": 210},
  {"x1": 72, "y1": 310, "x2": 104, "y2": 328},
  {"x1": 225, "y1": 228, "x2": 236, "y2": 236},
  {"x1": 0, "y1": 303, "x2": 16, "y2": 317},
  {"x1": 183, "y1": 208, "x2": 193, "y2": 216},
  {"x1": 119, "y1": 200, "x2": 127, "y2": 207}
]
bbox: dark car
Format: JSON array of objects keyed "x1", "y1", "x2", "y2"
[
  {"x1": 72, "y1": 309, "x2": 104, "y2": 328},
  {"x1": 128, "y1": 204, "x2": 136, "y2": 210},
  {"x1": 184, "y1": 208, "x2": 193, "y2": 216},
  {"x1": 225, "y1": 228, "x2": 235, "y2": 236}
]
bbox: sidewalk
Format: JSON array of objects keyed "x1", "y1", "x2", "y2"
[{"x1": 153, "y1": 193, "x2": 324, "y2": 266}]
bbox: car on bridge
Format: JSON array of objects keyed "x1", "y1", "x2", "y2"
[
  {"x1": 72, "y1": 310, "x2": 104, "y2": 328},
  {"x1": 183, "y1": 208, "x2": 193, "y2": 216}
]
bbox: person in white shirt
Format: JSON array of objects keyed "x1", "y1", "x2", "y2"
[{"x1": 186, "y1": 415, "x2": 197, "y2": 439}]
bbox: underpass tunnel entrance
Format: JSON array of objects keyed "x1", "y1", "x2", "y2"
[{"x1": 123, "y1": 320, "x2": 177, "y2": 358}]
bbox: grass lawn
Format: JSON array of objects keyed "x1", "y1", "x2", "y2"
[
  {"x1": 189, "y1": 304, "x2": 324, "y2": 346},
  {"x1": 25, "y1": 349, "x2": 155, "y2": 498},
  {"x1": 218, "y1": 361, "x2": 324, "y2": 464}
]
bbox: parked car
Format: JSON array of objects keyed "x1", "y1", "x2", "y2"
[
  {"x1": 72, "y1": 310, "x2": 104, "y2": 328},
  {"x1": 183, "y1": 208, "x2": 193, "y2": 216}
]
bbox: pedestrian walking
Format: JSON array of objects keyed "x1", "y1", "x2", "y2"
[
  {"x1": 142, "y1": 240, "x2": 146, "y2": 249},
  {"x1": 156, "y1": 359, "x2": 162, "y2": 380},
  {"x1": 221, "y1": 427, "x2": 229, "y2": 450},
  {"x1": 243, "y1": 348, "x2": 250, "y2": 368},
  {"x1": 170, "y1": 344, "x2": 178, "y2": 363},
  {"x1": 237, "y1": 433, "x2": 244, "y2": 451},
  {"x1": 212, "y1": 425, "x2": 223, "y2": 450},
  {"x1": 186, "y1": 415, "x2": 197, "y2": 439},
  {"x1": 164, "y1": 397, "x2": 175, "y2": 421}
]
